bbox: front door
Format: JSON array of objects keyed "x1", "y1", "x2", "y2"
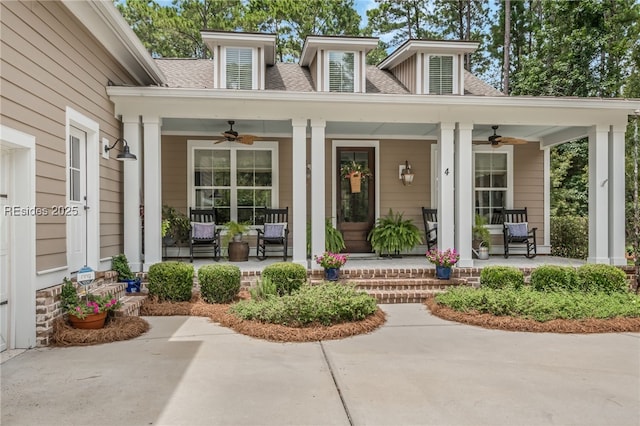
[
  {"x1": 68, "y1": 127, "x2": 87, "y2": 272},
  {"x1": 1, "y1": 149, "x2": 11, "y2": 352},
  {"x1": 337, "y1": 148, "x2": 375, "y2": 252}
]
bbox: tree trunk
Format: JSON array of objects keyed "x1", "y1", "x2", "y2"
[{"x1": 503, "y1": 0, "x2": 511, "y2": 94}]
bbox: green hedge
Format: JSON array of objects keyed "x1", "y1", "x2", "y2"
[
  {"x1": 147, "y1": 262, "x2": 194, "y2": 302},
  {"x1": 480, "y1": 266, "x2": 524, "y2": 290},
  {"x1": 261, "y1": 262, "x2": 307, "y2": 296},
  {"x1": 231, "y1": 282, "x2": 377, "y2": 326},
  {"x1": 530, "y1": 265, "x2": 580, "y2": 292},
  {"x1": 577, "y1": 264, "x2": 628, "y2": 294},
  {"x1": 551, "y1": 216, "x2": 588, "y2": 259},
  {"x1": 198, "y1": 264, "x2": 241, "y2": 303}
]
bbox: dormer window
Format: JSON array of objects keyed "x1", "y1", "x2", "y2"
[
  {"x1": 328, "y1": 51, "x2": 355, "y2": 92},
  {"x1": 224, "y1": 47, "x2": 254, "y2": 90},
  {"x1": 427, "y1": 55, "x2": 455, "y2": 95}
]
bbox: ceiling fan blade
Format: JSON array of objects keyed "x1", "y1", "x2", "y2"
[
  {"x1": 213, "y1": 139, "x2": 226, "y2": 144},
  {"x1": 222, "y1": 132, "x2": 238, "y2": 140},
  {"x1": 236, "y1": 135, "x2": 256, "y2": 145},
  {"x1": 496, "y1": 136, "x2": 527, "y2": 145},
  {"x1": 491, "y1": 141, "x2": 504, "y2": 148}
]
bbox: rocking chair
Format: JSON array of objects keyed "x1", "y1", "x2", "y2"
[
  {"x1": 256, "y1": 207, "x2": 289, "y2": 261},
  {"x1": 189, "y1": 208, "x2": 221, "y2": 262},
  {"x1": 502, "y1": 207, "x2": 537, "y2": 258},
  {"x1": 422, "y1": 207, "x2": 438, "y2": 251}
]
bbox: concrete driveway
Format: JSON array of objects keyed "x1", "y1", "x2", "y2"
[{"x1": 2, "y1": 304, "x2": 639, "y2": 426}]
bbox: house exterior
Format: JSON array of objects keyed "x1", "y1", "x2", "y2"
[{"x1": 0, "y1": 1, "x2": 636, "y2": 350}]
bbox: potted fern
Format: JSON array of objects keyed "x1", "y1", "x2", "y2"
[{"x1": 367, "y1": 209, "x2": 422, "y2": 257}]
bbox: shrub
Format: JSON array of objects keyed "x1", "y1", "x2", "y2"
[
  {"x1": 261, "y1": 262, "x2": 307, "y2": 296},
  {"x1": 231, "y1": 282, "x2": 378, "y2": 326},
  {"x1": 147, "y1": 262, "x2": 194, "y2": 302},
  {"x1": 577, "y1": 264, "x2": 628, "y2": 294},
  {"x1": 111, "y1": 253, "x2": 134, "y2": 281},
  {"x1": 249, "y1": 276, "x2": 279, "y2": 301},
  {"x1": 435, "y1": 286, "x2": 640, "y2": 322},
  {"x1": 551, "y1": 216, "x2": 588, "y2": 259},
  {"x1": 198, "y1": 264, "x2": 241, "y2": 303},
  {"x1": 530, "y1": 265, "x2": 580, "y2": 292},
  {"x1": 480, "y1": 266, "x2": 524, "y2": 290}
]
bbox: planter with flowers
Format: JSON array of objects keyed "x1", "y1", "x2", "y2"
[
  {"x1": 60, "y1": 278, "x2": 121, "y2": 329},
  {"x1": 426, "y1": 248, "x2": 460, "y2": 280},
  {"x1": 314, "y1": 251, "x2": 349, "y2": 281},
  {"x1": 340, "y1": 161, "x2": 372, "y2": 193}
]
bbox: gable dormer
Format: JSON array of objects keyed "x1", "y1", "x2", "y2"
[
  {"x1": 201, "y1": 31, "x2": 276, "y2": 90},
  {"x1": 379, "y1": 40, "x2": 479, "y2": 95},
  {"x1": 299, "y1": 36, "x2": 378, "y2": 93}
]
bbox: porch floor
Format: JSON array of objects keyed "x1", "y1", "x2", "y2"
[{"x1": 173, "y1": 254, "x2": 586, "y2": 273}]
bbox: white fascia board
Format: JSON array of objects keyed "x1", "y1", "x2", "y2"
[
  {"x1": 62, "y1": 0, "x2": 166, "y2": 86},
  {"x1": 201, "y1": 32, "x2": 276, "y2": 64},
  {"x1": 379, "y1": 40, "x2": 480, "y2": 69},
  {"x1": 300, "y1": 36, "x2": 379, "y2": 66},
  {"x1": 540, "y1": 127, "x2": 590, "y2": 148}
]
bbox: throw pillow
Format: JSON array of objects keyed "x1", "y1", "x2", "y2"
[
  {"x1": 192, "y1": 222, "x2": 215, "y2": 239},
  {"x1": 264, "y1": 223, "x2": 286, "y2": 239},
  {"x1": 506, "y1": 222, "x2": 528, "y2": 238}
]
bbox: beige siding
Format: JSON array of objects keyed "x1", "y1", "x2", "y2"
[
  {"x1": 1, "y1": 1, "x2": 139, "y2": 271},
  {"x1": 391, "y1": 55, "x2": 417, "y2": 94},
  {"x1": 513, "y1": 143, "x2": 545, "y2": 238}
]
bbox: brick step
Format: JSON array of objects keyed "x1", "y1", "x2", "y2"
[
  {"x1": 309, "y1": 268, "x2": 455, "y2": 280},
  {"x1": 351, "y1": 278, "x2": 467, "y2": 291},
  {"x1": 115, "y1": 293, "x2": 148, "y2": 317},
  {"x1": 364, "y1": 289, "x2": 444, "y2": 304}
]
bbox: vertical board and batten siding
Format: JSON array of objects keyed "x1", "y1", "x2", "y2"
[
  {"x1": 513, "y1": 143, "x2": 544, "y2": 238},
  {"x1": 390, "y1": 55, "x2": 417, "y2": 94},
  {"x1": 1, "y1": 1, "x2": 138, "y2": 272}
]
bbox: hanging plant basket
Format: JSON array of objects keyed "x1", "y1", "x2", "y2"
[{"x1": 349, "y1": 172, "x2": 362, "y2": 193}]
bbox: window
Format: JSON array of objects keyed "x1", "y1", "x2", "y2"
[
  {"x1": 191, "y1": 142, "x2": 277, "y2": 225},
  {"x1": 225, "y1": 47, "x2": 253, "y2": 90},
  {"x1": 473, "y1": 148, "x2": 513, "y2": 222},
  {"x1": 328, "y1": 51, "x2": 355, "y2": 92},
  {"x1": 427, "y1": 55, "x2": 454, "y2": 95}
]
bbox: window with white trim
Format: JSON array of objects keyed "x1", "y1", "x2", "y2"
[
  {"x1": 473, "y1": 147, "x2": 513, "y2": 222},
  {"x1": 225, "y1": 47, "x2": 253, "y2": 90},
  {"x1": 427, "y1": 55, "x2": 454, "y2": 95},
  {"x1": 192, "y1": 144, "x2": 277, "y2": 224},
  {"x1": 328, "y1": 51, "x2": 355, "y2": 92}
]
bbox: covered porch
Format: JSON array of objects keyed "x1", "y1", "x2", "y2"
[{"x1": 106, "y1": 87, "x2": 633, "y2": 272}]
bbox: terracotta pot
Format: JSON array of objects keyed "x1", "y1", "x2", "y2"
[
  {"x1": 349, "y1": 172, "x2": 361, "y2": 193},
  {"x1": 68, "y1": 311, "x2": 107, "y2": 329}
]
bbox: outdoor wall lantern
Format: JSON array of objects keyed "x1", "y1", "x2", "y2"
[
  {"x1": 400, "y1": 160, "x2": 414, "y2": 186},
  {"x1": 104, "y1": 138, "x2": 137, "y2": 161}
]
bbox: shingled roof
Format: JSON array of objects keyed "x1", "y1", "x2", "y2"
[{"x1": 154, "y1": 58, "x2": 501, "y2": 96}]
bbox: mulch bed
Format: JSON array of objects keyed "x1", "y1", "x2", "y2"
[
  {"x1": 140, "y1": 291, "x2": 387, "y2": 342},
  {"x1": 425, "y1": 296, "x2": 640, "y2": 333},
  {"x1": 51, "y1": 316, "x2": 150, "y2": 346}
]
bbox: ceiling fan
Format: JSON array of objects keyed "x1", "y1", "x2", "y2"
[
  {"x1": 487, "y1": 125, "x2": 527, "y2": 147},
  {"x1": 214, "y1": 120, "x2": 257, "y2": 145}
]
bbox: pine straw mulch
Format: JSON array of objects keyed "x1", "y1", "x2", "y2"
[
  {"x1": 140, "y1": 291, "x2": 387, "y2": 343},
  {"x1": 51, "y1": 316, "x2": 150, "y2": 347},
  {"x1": 425, "y1": 296, "x2": 640, "y2": 334}
]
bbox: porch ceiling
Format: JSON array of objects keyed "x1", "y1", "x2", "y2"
[{"x1": 162, "y1": 118, "x2": 580, "y2": 142}]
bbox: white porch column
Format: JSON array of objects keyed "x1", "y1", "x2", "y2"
[
  {"x1": 291, "y1": 119, "x2": 308, "y2": 265},
  {"x1": 437, "y1": 123, "x2": 456, "y2": 251},
  {"x1": 455, "y1": 123, "x2": 473, "y2": 266},
  {"x1": 143, "y1": 116, "x2": 162, "y2": 269},
  {"x1": 310, "y1": 119, "x2": 326, "y2": 269},
  {"x1": 609, "y1": 125, "x2": 626, "y2": 265},
  {"x1": 122, "y1": 115, "x2": 142, "y2": 271},
  {"x1": 587, "y1": 125, "x2": 609, "y2": 264}
]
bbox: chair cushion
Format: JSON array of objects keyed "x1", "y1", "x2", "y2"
[
  {"x1": 192, "y1": 222, "x2": 215, "y2": 239},
  {"x1": 264, "y1": 223, "x2": 286, "y2": 239},
  {"x1": 427, "y1": 221, "x2": 438, "y2": 232},
  {"x1": 505, "y1": 222, "x2": 528, "y2": 238}
]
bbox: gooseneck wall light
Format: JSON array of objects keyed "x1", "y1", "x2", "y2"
[{"x1": 104, "y1": 138, "x2": 137, "y2": 161}]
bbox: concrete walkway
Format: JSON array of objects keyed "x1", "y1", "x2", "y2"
[{"x1": 2, "y1": 304, "x2": 639, "y2": 426}]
